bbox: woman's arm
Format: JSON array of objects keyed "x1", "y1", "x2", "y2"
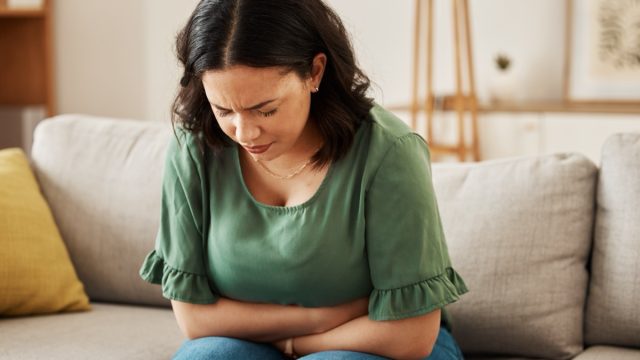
[
  {"x1": 285, "y1": 308, "x2": 441, "y2": 360},
  {"x1": 170, "y1": 297, "x2": 369, "y2": 342}
]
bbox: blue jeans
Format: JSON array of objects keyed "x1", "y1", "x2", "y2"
[{"x1": 172, "y1": 326, "x2": 464, "y2": 359}]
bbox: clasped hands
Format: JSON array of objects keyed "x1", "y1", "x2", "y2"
[{"x1": 271, "y1": 297, "x2": 369, "y2": 357}]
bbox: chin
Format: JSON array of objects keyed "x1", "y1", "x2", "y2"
[
  {"x1": 247, "y1": 148, "x2": 280, "y2": 162},
  {"x1": 254, "y1": 152, "x2": 281, "y2": 162}
]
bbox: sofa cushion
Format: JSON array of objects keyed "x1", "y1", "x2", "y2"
[
  {"x1": 431, "y1": 153, "x2": 597, "y2": 359},
  {"x1": 0, "y1": 148, "x2": 90, "y2": 316},
  {"x1": 0, "y1": 302, "x2": 184, "y2": 359},
  {"x1": 585, "y1": 133, "x2": 640, "y2": 347},
  {"x1": 30, "y1": 115, "x2": 172, "y2": 307},
  {"x1": 572, "y1": 346, "x2": 640, "y2": 360}
]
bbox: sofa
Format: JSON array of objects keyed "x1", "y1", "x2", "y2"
[{"x1": 0, "y1": 114, "x2": 638, "y2": 360}]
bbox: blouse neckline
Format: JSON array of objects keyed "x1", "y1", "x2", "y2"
[{"x1": 233, "y1": 144, "x2": 336, "y2": 212}]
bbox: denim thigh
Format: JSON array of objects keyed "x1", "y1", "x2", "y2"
[
  {"x1": 171, "y1": 327, "x2": 464, "y2": 360},
  {"x1": 172, "y1": 336, "x2": 285, "y2": 360},
  {"x1": 300, "y1": 350, "x2": 389, "y2": 359},
  {"x1": 426, "y1": 327, "x2": 465, "y2": 360},
  {"x1": 300, "y1": 327, "x2": 464, "y2": 360}
]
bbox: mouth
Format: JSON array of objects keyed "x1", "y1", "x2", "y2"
[{"x1": 243, "y1": 143, "x2": 272, "y2": 154}]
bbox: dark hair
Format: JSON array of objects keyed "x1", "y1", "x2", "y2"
[{"x1": 172, "y1": 0, "x2": 373, "y2": 168}]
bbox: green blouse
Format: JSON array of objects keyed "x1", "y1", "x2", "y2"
[{"x1": 139, "y1": 104, "x2": 468, "y2": 332}]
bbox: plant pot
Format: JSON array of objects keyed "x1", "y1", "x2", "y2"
[{"x1": 488, "y1": 70, "x2": 518, "y2": 103}]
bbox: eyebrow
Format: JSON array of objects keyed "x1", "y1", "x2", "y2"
[{"x1": 211, "y1": 98, "x2": 277, "y2": 111}]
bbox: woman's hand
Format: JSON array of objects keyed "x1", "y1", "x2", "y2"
[
  {"x1": 271, "y1": 298, "x2": 368, "y2": 354},
  {"x1": 309, "y1": 297, "x2": 369, "y2": 334}
]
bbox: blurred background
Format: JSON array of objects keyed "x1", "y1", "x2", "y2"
[{"x1": 1, "y1": 0, "x2": 639, "y2": 163}]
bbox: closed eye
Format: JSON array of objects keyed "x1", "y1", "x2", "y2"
[
  {"x1": 258, "y1": 109, "x2": 277, "y2": 117},
  {"x1": 213, "y1": 108, "x2": 277, "y2": 118},
  {"x1": 215, "y1": 110, "x2": 231, "y2": 118}
]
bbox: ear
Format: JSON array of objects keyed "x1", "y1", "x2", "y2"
[{"x1": 307, "y1": 53, "x2": 327, "y2": 91}]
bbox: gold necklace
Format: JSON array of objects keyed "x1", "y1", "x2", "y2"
[{"x1": 254, "y1": 146, "x2": 322, "y2": 180}]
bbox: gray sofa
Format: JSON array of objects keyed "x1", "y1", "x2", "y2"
[{"x1": 0, "y1": 114, "x2": 638, "y2": 360}]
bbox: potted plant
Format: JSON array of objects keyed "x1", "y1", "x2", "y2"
[{"x1": 488, "y1": 53, "x2": 517, "y2": 103}]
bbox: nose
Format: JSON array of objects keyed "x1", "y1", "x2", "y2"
[{"x1": 234, "y1": 115, "x2": 260, "y2": 144}]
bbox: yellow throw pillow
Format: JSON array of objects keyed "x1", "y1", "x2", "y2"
[{"x1": 0, "y1": 147, "x2": 90, "y2": 316}]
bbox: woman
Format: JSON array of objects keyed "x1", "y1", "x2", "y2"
[{"x1": 139, "y1": 0, "x2": 469, "y2": 359}]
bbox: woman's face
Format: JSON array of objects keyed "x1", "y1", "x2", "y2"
[{"x1": 201, "y1": 60, "x2": 323, "y2": 162}]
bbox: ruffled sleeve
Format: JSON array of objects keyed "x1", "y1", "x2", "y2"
[
  {"x1": 139, "y1": 128, "x2": 218, "y2": 304},
  {"x1": 366, "y1": 134, "x2": 468, "y2": 325}
]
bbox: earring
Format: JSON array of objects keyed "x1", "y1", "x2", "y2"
[{"x1": 313, "y1": 87, "x2": 319, "y2": 93}]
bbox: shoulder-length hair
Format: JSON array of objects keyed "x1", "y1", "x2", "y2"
[{"x1": 172, "y1": 0, "x2": 373, "y2": 168}]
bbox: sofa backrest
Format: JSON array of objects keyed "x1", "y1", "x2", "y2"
[
  {"x1": 431, "y1": 153, "x2": 598, "y2": 359},
  {"x1": 585, "y1": 133, "x2": 640, "y2": 348},
  {"x1": 31, "y1": 115, "x2": 171, "y2": 307}
]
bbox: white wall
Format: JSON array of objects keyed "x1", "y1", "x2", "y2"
[
  {"x1": 54, "y1": 0, "x2": 198, "y2": 122},
  {"x1": 55, "y1": 0, "x2": 147, "y2": 120},
  {"x1": 143, "y1": 0, "x2": 200, "y2": 123}
]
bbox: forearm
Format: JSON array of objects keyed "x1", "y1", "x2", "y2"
[
  {"x1": 293, "y1": 310, "x2": 441, "y2": 360},
  {"x1": 171, "y1": 298, "x2": 321, "y2": 342}
]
